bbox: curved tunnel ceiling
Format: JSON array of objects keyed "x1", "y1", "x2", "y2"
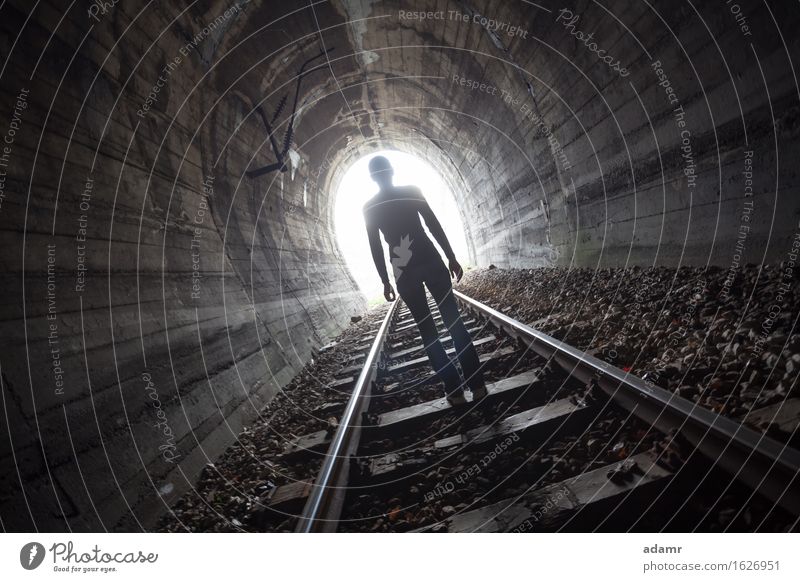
[
  {"x1": 0, "y1": 0, "x2": 798, "y2": 530},
  {"x1": 205, "y1": 0, "x2": 800, "y2": 270}
]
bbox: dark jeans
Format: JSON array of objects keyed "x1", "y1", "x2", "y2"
[{"x1": 395, "y1": 260, "x2": 484, "y2": 394}]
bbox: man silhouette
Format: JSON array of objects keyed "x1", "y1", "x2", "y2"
[{"x1": 363, "y1": 155, "x2": 486, "y2": 406}]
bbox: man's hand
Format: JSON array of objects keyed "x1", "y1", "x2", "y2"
[
  {"x1": 449, "y1": 259, "x2": 464, "y2": 282},
  {"x1": 383, "y1": 282, "x2": 396, "y2": 302}
]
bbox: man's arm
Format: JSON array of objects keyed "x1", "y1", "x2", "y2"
[
  {"x1": 417, "y1": 192, "x2": 464, "y2": 281},
  {"x1": 418, "y1": 196, "x2": 456, "y2": 262},
  {"x1": 366, "y1": 222, "x2": 389, "y2": 285},
  {"x1": 364, "y1": 206, "x2": 396, "y2": 300}
]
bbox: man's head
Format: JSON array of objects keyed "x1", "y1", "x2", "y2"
[{"x1": 368, "y1": 155, "x2": 393, "y2": 189}]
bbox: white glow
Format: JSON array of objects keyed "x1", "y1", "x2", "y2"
[{"x1": 334, "y1": 150, "x2": 469, "y2": 300}]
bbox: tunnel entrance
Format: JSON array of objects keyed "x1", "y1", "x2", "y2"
[{"x1": 333, "y1": 150, "x2": 469, "y2": 301}]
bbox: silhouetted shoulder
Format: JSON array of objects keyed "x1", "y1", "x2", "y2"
[
  {"x1": 395, "y1": 185, "x2": 424, "y2": 201},
  {"x1": 363, "y1": 195, "x2": 379, "y2": 215}
]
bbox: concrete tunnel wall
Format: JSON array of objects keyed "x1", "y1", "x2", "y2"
[{"x1": 0, "y1": 0, "x2": 798, "y2": 530}]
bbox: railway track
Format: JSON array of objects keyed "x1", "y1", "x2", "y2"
[{"x1": 249, "y1": 291, "x2": 800, "y2": 533}]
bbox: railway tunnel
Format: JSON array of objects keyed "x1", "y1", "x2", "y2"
[{"x1": 1, "y1": 1, "x2": 799, "y2": 532}]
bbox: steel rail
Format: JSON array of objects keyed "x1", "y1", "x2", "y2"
[
  {"x1": 454, "y1": 290, "x2": 800, "y2": 516},
  {"x1": 295, "y1": 299, "x2": 399, "y2": 532}
]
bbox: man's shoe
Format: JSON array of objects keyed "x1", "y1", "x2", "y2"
[
  {"x1": 470, "y1": 383, "x2": 488, "y2": 400},
  {"x1": 446, "y1": 391, "x2": 467, "y2": 407}
]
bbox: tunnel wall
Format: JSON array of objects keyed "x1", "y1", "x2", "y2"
[
  {"x1": 316, "y1": 0, "x2": 800, "y2": 271},
  {"x1": 1, "y1": 0, "x2": 799, "y2": 531},
  {"x1": 0, "y1": 0, "x2": 364, "y2": 531}
]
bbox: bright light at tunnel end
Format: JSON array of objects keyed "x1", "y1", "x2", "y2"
[{"x1": 334, "y1": 150, "x2": 469, "y2": 301}]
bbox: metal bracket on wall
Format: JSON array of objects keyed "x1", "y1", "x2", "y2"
[{"x1": 246, "y1": 46, "x2": 335, "y2": 179}]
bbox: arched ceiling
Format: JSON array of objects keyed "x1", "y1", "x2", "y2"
[{"x1": 1, "y1": 0, "x2": 798, "y2": 531}]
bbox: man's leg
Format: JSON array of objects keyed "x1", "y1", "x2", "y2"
[
  {"x1": 396, "y1": 271, "x2": 462, "y2": 393},
  {"x1": 424, "y1": 262, "x2": 485, "y2": 391}
]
